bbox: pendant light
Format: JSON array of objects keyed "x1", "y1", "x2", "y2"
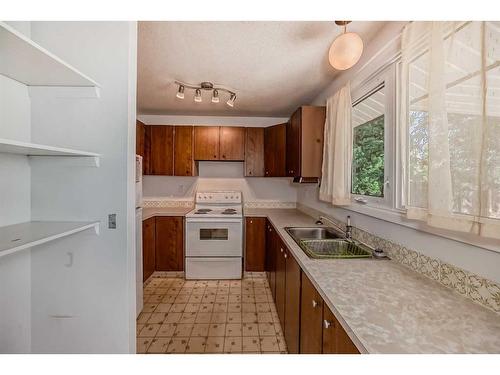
[{"x1": 329, "y1": 21, "x2": 364, "y2": 71}]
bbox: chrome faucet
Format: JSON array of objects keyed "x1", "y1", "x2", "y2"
[{"x1": 345, "y1": 215, "x2": 353, "y2": 240}]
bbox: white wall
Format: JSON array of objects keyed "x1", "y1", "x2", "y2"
[
  {"x1": 27, "y1": 21, "x2": 136, "y2": 353},
  {"x1": 298, "y1": 21, "x2": 500, "y2": 284},
  {"x1": 144, "y1": 161, "x2": 298, "y2": 203},
  {"x1": 0, "y1": 22, "x2": 32, "y2": 354}
]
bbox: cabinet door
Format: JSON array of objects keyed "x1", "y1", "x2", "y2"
[
  {"x1": 174, "y1": 126, "x2": 195, "y2": 176},
  {"x1": 245, "y1": 217, "x2": 266, "y2": 271},
  {"x1": 265, "y1": 221, "x2": 277, "y2": 300},
  {"x1": 244, "y1": 127, "x2": 265, "y2": 177},
  {"x1": 149, "y1": 125, "x2": 174, "y2": 175},
  {"x1": 300, "y1": 272, "x2": 323, "y2": 353},
  {"x1": 284, "y1": 251, "x2": 301, "y2": 354},
  {"x1": 143, "y1": 125, "x2": 152, "y2": 174},
  {"x1": 275, "y1": 239, "x2": 287, "y2": 333},
  {"x1": 264, "y1": 123, "x2": 287, "y2": 177},
  {"x1": 194, "y1": 126, "x2": 219, "y2": 160},
  {"x1": 142, "y1": 217, "x2": 156, "y2": 281},
  {"x1": 155, "y1": 217, "x2": 184, "y2": 271},
  {"x1": 286, "y1": 109, "x2": 301, "y2": 177},
  {"x1": 220, "y1": 126, "x2": 245, "y2": 161},
  {"x1": 136, "y1": 120, "x2": 145, "y2": 157},
  {"x1": 323, "y1": 304, "x2": 360, "y2": 354}
]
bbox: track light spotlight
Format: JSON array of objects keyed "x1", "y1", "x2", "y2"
[
  {"x1": 226, "y1": 93, "x2": 236, "y2": 107},
  {"x1": 194, "y1": 89, "x2": 202, "y2": 103},
  {"x1": 211, "y1": 89, "x2": 220, "y2": 103},
  {"x1": 176, "y1": 85, "x2": 185, "y2": 99}
]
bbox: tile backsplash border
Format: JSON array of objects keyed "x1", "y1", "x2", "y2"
[
  {"x1": 143, "y1": 198, "x2": 296, "y2": 209},
  {"x1": 297, "y1": 203, "x2": 500, "y2": 314}
]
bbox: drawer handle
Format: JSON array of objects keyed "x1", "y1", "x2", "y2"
[
  {"x1": 324, "y1": 320, "x2": 331, "y2": 329},
  {"x1": 312, "y1": 300, "x2": 318, "y2": 308}
]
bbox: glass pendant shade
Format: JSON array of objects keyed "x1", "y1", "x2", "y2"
[{"x1": 328, "y1": 32, "x2": 364, "y2": 70}]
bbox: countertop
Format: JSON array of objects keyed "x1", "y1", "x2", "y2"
[
  {"x1": 244, "y1": 208, "x2": 500, "y2": 353},
  {"x1": 141, "y1": 207, "x2": 193, "y2": 221}
]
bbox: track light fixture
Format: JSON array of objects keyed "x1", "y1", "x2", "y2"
[
  {"x1": 194, "y1": 89, "x2": 202, "y2": 103},
  {"x1": 176, "y1": 84, "x2": 185, "y2": 99},
  {"x1": 226, "y1": 93, "x2": 236, "y2": 107},
  {"x1": 174, "y1": 81, "x2": 236, "y2": 107},
  {"x1": 211, "y1": 89, "x2": 220, "y2": 103}
]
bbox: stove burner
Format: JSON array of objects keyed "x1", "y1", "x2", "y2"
[
  {"x1": 194, "y1": 212, "x2": 208, "y2": 214},
  {"x1": 221, "y1": 209, "x2": 237, "y2": 215},
  {"x1": 197, "y1": 209, "x2": 212, "y2": 212}
]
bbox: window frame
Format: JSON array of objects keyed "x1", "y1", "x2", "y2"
[{"x1": 350, "y1": 63, "x2": 397, "y2": 211}]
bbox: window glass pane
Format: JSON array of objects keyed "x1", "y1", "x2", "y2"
[
  {"x1": 352, "y1": 85, "x2": 385, "y2": 197},
  {"x1": 199, "y1": 228, "x2": 228, "y2": 240}
]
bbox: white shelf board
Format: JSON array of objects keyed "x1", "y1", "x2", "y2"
[
  {"x1": 0, "y1": 221, "x2": 100, "y2": 259},
  {"x1": 0, "y1": 21, "x2": 100, "y2": 87},
  {"x1": 0, "y1": 138, "x2": 99, "y2": 158}
]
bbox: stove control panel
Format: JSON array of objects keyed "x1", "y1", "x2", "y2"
[{"x1": 195, "y1": 191, "x2": 242, "y2": 204}]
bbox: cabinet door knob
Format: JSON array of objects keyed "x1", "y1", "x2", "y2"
[
  {"x1": 324, "y1": 320, "x2": 331, "y2": 329},
  {"x1": 312, "y1": 300, "x2": 318, "y2": 308},
  {"x1": 250, "y1": 220, "x2": 253, "y2": 224},
  {"x1": 280, "y1": 247, "x2": 284, "y2": 253},
  {"x1": 284, "y1": 253, "x2": 288, "y2": 259},
  {"x1": 222, "y1": 154, "x2": 226, "y2": 158}
]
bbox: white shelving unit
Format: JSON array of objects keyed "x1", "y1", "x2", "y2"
[
  {"x1": 0, "y1": 21, "x2": 100, "y2": 88},
  {"x1": 0, "y1": 221, "x2": 100, "y2": 259}
]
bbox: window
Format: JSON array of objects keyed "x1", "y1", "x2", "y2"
[
  {"x1": 352, "y1": 85, "x2": 385, "y2": 197},
  {"x1": 350, "y1": 65, "x2": 396, "y2": 209}
]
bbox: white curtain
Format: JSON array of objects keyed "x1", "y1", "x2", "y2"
[
  {"x1": 401, "y1": 21, "x2": 500, "y2": 239},
  {"x1": 319, "y1": 82, "x2": 352, "y2": 206}
]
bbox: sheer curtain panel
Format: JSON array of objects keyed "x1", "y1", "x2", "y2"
[{"x1": 401, "y1": 21, "x2": 500, "y2": 239}]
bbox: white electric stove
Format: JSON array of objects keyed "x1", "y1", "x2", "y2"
[{"x1": 185, "y1": 191, "x2": 243, "y2": 279}]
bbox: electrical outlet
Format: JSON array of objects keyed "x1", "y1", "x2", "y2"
[{"x1": 108, "y1": 214, "x2": 116, "y2": 229}]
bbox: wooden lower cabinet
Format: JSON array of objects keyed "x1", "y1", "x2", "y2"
[
  {"x1": 284, "y1": 250, "x2": 301, "y2": 354},
  {"x1": 275, "y1": 238, "x2": 287, "y2": 332},
  {"x1": 322, "y1": 304, "x2": 360, "y2": 354},
  {"x1": 265, "y1": 220, "x2": 277, "y2": 299},
  {"x1": 155, "y1": 217, "x2": 184, "y2": 271},
  {"x1": 142, "y1": 217, "x2": 156, "y2": 282},
  {"x1": 300, "y1": 272, "x2": 324, "y2": 354},
  {"x1": 245, "y1": 217, "x2": 266, "y2": 271}
]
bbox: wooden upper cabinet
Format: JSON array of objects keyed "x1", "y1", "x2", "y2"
[
  {"x1": 148, "y1": 125, "x2": 174, "y2": 175},
  {"x1": 300, "y1": 272, "x2": 324, "y2": 354},
  {"x1": 194, "y1": 126, "x2": 219, "y2": 160},
  {"x1": 286, "y1": 106, "x2": 326, "y2": 180},
  {"x1": 136, "y1": 120, "x2": 146, "y2": 157},
  {"x1": 220, "y1": 126, "x2": 245, "y2": 161},
  {"x1": 142, "y1": 217, "x2": 156, "y2": 282},
  {"x1": 245, "y1": 217, "x2": 266, "y2": 271},
  {"x1": 155, "y1": 216, "x2": 184, "y2": 271},
  {"x1": 286, "y1": 110, "x2": 301, "y2": 177},
  {"x1": 174, "y1": 126, "x2": 196, "y2": 176},
  {"x1": 264, "y1": 123, "x2": 287, "y2": 177},
  {"x1": 322, "y1": 304, "x2": 360, "y2": 354},
  {"x1": 244, "y1": 127, "x2": 265, "y2": 177},
  {"x1": 284, "y1": 250, "x2": 301, "y2": 354}
]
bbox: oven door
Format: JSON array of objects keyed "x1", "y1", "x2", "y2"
[{"x1": 185, "y1": 218, "x2": 242, "y2": 257}]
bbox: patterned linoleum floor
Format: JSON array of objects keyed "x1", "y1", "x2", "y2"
[{"x1": 136, "y1": 272, "x2": 287, "y2": 354}]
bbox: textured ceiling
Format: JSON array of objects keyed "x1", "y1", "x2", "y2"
[{"x1": 137, "y1": 21, "x2": 386, "y2": 117}]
